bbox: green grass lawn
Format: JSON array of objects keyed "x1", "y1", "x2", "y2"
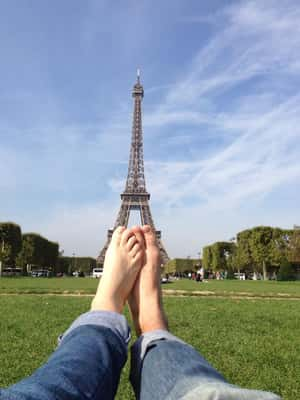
[
  {"x1": 0, "y1": 277, "x2": 99, "y2": 294},
  {"x1": 0, "y1": 277, "x2": 300, "y2": 297},
  {"x1": 0, "y1": 295, "x2": 299, "y2": 399},
  {"x1": 167, "y1": 278, "x2": 300, "y2": 296}
]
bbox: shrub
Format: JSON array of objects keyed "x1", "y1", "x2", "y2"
[{"x1": 277, "y1": 259, "x2": 296, "y2": 281}]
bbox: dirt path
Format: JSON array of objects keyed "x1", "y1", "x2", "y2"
[{"x1": 0, "y1": 290, "x2": 299, "y2": 300}]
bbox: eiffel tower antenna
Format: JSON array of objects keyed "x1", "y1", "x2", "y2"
[{"x1": 97, "y1": 73, "x2": 169, "y2": 266}]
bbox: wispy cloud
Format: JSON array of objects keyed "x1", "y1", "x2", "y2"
[
  {"x1": 1, "y1": 0, "x2": 299, "y2": 258},
  {"x1": 142, "y1": 0, "x2": 300, "y2": 216}
]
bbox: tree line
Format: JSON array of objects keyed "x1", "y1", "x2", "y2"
[
  {"x1": 0, "y1": 222, "x2": 59, "y2": 274},
  {"x1": 165, "y1": 258, "x2": 200, "y2": 274},
  {"x1": 202, "y1": 226, "x2": 300, "y2": 280},
  {"x1": 57, "y1": 257, "x2": 96, "y2": 275},
  {"x1": 0, "y1": 222, "x2": 96, "y2": 275}
]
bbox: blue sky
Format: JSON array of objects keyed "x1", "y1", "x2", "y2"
[{"x1": 1, "y1": 0, "x2": 300, "y2": 258}]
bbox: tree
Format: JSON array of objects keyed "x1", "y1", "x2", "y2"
[
  {"x1": 270, "y1": 228, "x2": 293, "y2": 266},
  {"x1": 56, "y1": 257, "x2": 96, "y2": 275},
  {"x1": 225, "y1": 243, "x2": 237, "y2": 278},
  {"x1": 0, "y1": 243, "x2": 12, "y2": 276},
  {"x1": 247, "y1": 227, "x2": 293, "y2": 280},
  {"x1": 248, "y1": 226, "x2": 274, "y2": 280},
  {"x1": 202, "y1": 246, "x2": 213, "y2": 270},
  {"x1": 235, "y1": 229, "x2": 253, "y2": 273},
  {"x1": 164, "y1": 258, "x2": 198, "y2": 275},
  {"x1": 0, "y1": 222, "x2": 22, "y2": 274},
  {"x1": 202, "y1": 226, "x2": 294, "y2": 280},
  {"x1": 16, "y1": 235, "x2": 36, "y2": 273},
  {"x1": 289, "y1": 229, "x2": 300, "y2": 264},
  {"x1": 203, "y1": 242, "x2": 235, "y2": 273},
  {"x1": 17, "y1": 233, "x2": 59, "y2": 273},
  {"x1": 164, "y1": 259, "x2": 176, "y2": 275},
  {"x1": 211, "y1": 243, "x2": 223, "y2": 271},
  {"x1": 277, "y1": 259, "x2": 295, "y2": 281},
  {"x1": 43, "y1": 240, "x2": 59, "y2": 270}
]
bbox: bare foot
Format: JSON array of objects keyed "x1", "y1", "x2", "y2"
[
  {"x1": 128, "y1": 225, "x2": 168, "y2": 335},
  {"x1": 91, "y1": 226, "x2": 144, "y2": 314}
]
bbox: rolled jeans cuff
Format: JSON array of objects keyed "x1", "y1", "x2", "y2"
[
  {"x1": 132, "y1": 329, "x2": 185, "y2": 361},
  {"x1": 130, "y1": 329, "x2": 184, "y2": 388},
  {"x1": 58, "y1": 310, "x2": 131, "y2": 346}
]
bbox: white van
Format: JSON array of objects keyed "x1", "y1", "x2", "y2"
[
  {"x1": 234, "y1": 272, "x2": 246, "y2": 280},
  {"x1": 92, "y1": 268, "x2": 103, "y2": 278}
]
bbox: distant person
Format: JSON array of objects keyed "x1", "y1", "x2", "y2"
[
  {"x1": 0, "y1": 226, "x2": 281, "y2": 399},
  {"x1": 199, "y1": 266, "x2": 204, "y2": 280}
]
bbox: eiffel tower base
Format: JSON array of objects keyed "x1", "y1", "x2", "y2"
[
  {"x1": 97, "y1": 228, "x2": 169, "y2": 267},
  {"x1": 97, "y1": 196, "x2": 169, "y2": 266}
]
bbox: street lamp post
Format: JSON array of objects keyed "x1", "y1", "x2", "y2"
[
  {"x1": 0, "y1": 239, "x2": 4, "y2": 277},
  {"x1": 68, "y1": 252, "x2": 75, "y2": 276}
]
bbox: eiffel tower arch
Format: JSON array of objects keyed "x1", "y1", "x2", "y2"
[{"x1": 97, "y1": 72, "x2": 169, "y2": 266}]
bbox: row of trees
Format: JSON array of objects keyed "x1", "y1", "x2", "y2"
[
  {"x1": 57, "y1": 257, "x2": 96, "y2": 275},
  {"x1": 17, "y1": 233, "x2": 59, "y2": 273},
  {"x1": 0, "y1": 223, "x2": 22, "y2": 268},
  {"x1": 202, "y1": 226, "x2": 300, "y2": 280},
  {"x1": 0, "y1": 222, "x2": 59, "y2": 274},
  {"x1": 164, "y1": 258, "x2": 200, "y2": 274},
  {"x1": 0, "y1": 222, "x2": 97, "y2": 275}
]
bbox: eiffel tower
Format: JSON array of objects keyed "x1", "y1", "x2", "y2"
[{"x1": 97, "y1": 71, "x2": 169, "y2": 266}]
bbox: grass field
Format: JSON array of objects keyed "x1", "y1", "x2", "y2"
[
  {"x1": 0, "y1": 280, "x2": 299, "y2": 399},
  {"x1": 1, "y1": 277, "x2": 300, "y2": 297},
  {"x1": 168, "y1": 279, "x2": 300, "y2": 297}
]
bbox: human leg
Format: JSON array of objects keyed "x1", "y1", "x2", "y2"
[
  {"x1": 92, "y1": 226, "x2": 144, "y2": 314},
  {"x1": 0, "y1": 227, "x2": 144, "y2": 400},
  {"x1": 129, "y1": 226, "x2": 281, "y2": 400},
  {"x1": 128, "y1": 225, "x2": 168, "y2": 336},
  {"x1": 1, "y1": 318, "x2": 129, "y2": 400},
  {"x1": 131, "y1": 334, "x2": 281, "y2": 400}
]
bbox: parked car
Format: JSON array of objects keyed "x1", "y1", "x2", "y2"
[
  {"x1": 2, "y1": 267, "x2": 22, "y2": 277},
  {"x1": 73, "y1": 271, "x2": 85, "y2": 277},
  {"x1": 92, "y1": 268, "x2": 103, "y2": 278},
  {"x1": 31, "y1": 270, "x2": 51, "y2": 277},
  {"x1": 234, "y1": 272, "x2": 246, "y2": 280}
]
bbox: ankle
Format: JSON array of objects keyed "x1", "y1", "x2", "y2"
[
  {"x1": 140, "y1": 315, "x2": 168, "y2": 334},
  {"x1": 91, "y1": 296, "x2": 124, "y2": 314},
  {"x1": 139, "y1": 303, "x2": 168, "y2": 334}
]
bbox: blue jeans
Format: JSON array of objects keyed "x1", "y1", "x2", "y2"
[{"x1": 0, "y1": 311, "x2": 281, "y2": 399}]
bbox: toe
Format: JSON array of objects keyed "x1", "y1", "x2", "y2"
[
  {"x1": 130, "y1": 242, "x2": 143, "y2": 259},
  {"x1": 127, "y1": 235, "x2": 138, "y2": 250},
  {"x1": 112, "y1": 226, "x2": 125, "y2": 244},
  {"x1": 131, "y1": 226, "x2": 145, "y2": 248},
  {"x1": 120, "y1": 228, "x2": 134, "y2": 246},
  {"x1": 133, "y1": 249, "x2": 144, "y2": 264},
  {"x1": 142, "y1": 225, "x2": 157, "y2": 247}
]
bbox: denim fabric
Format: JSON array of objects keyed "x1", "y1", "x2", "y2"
[
  {"x1": 0, "y1": 311, "x2": 281, "y2": 400},
  {"x1": 59, "y1": 310, "x2": 131, "y2": 346},
  {"x1": 0, "y1": 311, "x2": 129, "y2": 400},
  {"x1": 131, "y1": 333, "x2": 282, "y2": 400}
]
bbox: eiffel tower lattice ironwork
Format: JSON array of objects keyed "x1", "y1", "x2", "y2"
[{"x1": 97, "y1": 71, "x2": 169, "y2": 266}]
